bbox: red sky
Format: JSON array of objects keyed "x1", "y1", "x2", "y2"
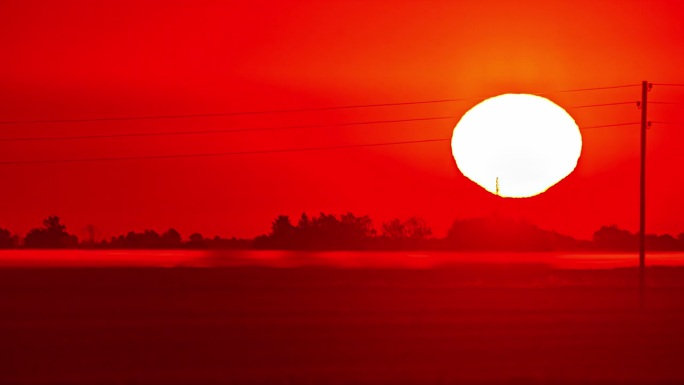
[{"x1": 1, "y1": 0, "x2": 684, "y2": 241}]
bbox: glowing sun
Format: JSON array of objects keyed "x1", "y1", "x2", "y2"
[{"x1": 451, "y1": 94, "x2": 582, "y2": 198}]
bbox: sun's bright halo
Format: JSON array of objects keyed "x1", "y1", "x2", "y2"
[{"x1": 451, "y1": 94, "x2": 582, "y2": 198}]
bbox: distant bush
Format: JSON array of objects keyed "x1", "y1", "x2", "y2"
[{"x1": 23, "y1": 216, "x2": 78, "y2": 249}]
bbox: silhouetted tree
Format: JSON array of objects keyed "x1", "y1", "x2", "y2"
[
  {"x1": 24, "y1": 216, "x2": 78, "y2": 248},
  {"x1": 297, "y1": 212, "x2": 311, "y2": 238},
  {"x1": 382, "y1": 217, "x2": 432, "y2": 241},
  {"x1": 255, "y1": 212, "x2": 376, "y2": 250},
  {"x1": 382, "y1": 218, "x2": 405, "y2": 241},
  {"x1": 592, "y1": 225, "x2": 638, "y2": 251},
  {"x1": 646, "y1": 233, "x2": 681, "y2": 251},
  {"x1": 0, "y1": 227, "x2": 18, "y2": 248},
  {"x1": 110, "y1": 229, "x2": 162, "y2": 248},
  {"x1": 307, "y1": 212, "x2": 375, "y2": 249},
  {"x1": 405, "y1": 217, "x2": 432, "y2": 240},
  {"x1": 188, "y1": 232, "x2": 206, "y2": 248},
  {"x1": 161, "y1": 228, "x2": 182, "y2": 247},
  {"x1": 273, "y1": 215, "x2": 295, "y2": 234},
  {"x1": 208, "y1": 235, "x2": 252, "y2": 249},
  {"x1": 253, "y1": 215, "x2": 297, "y2": 249},
  {"x1": 379, "y1": 217, "x2": 433, "y2": 249},
  {"x1": 12, "y1": 213, "x2": 684, "y2": 252}
]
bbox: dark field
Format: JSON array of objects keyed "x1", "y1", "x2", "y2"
[{"x1": 2, "y1": 265, "x2": 684, "y2": 384}]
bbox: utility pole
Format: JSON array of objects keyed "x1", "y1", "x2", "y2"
[{"x1": 639, "y1": 80, "x2": 650, "y2": 306}]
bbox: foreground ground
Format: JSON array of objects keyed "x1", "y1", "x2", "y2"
[{"x1": 2, "y1": 265, "x2": 684, "y2": 384}]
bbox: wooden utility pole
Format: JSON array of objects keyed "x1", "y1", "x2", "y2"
[{"x1": 639, "y1": 80, "x2": 649, "y2": 304}]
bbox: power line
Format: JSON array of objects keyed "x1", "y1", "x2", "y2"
[
  {"x1": 649, "y1": 101, "x2": 684, "y2": 106},
  {"x1": 652, "y1": 83, "x2": 684, "y2": 87},
  {"x1": 568, "y1": 101, "x2": 637, "y2": 109},
  {"x1": 0, "y1": 84, "x2": 641, "y2": 126},
  {"x1": 0, "y1": 121, "x2": 644, "y2": 165},
  {"x1": 0, "y1": 99, "x2": 479, "y2": 126},
  {"x1": 582, "y1": 122, "x2": 640, "y2": 129},
  {"x1": 0, "y1": 116, "x2": 458, "y2": 143},
  {"x1": 0, "y1": 138, "x2": 451, "y2": 165},
  {"x1": 651, "y1": 121, "x2": 684, "y2": 126},
  {"x1": 538, "y1": 84, "x2": 640, "y2": 95},
  {"x1": 0, "y1": 112, "x2": 638, "y2": 143}
]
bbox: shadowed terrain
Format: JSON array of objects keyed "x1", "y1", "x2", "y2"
[{"x1": 2, "y1": 264, "x2": 684, "y2": 384}]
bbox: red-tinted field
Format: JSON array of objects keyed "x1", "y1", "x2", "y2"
[{"x1": 2, "y1": 262, "x2": 684, "y2": 384}]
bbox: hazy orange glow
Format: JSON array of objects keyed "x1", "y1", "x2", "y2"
[
  {"x1": 451, "y1": 94, "x2": 582, "y2": 198},
  {"x1": 1, "y1": 0, "x2": 683, "y2": 239}
]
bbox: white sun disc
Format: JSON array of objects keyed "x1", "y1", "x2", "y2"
[{"x1": 451, "y1": 94, "x2": 582, "y2": 198}]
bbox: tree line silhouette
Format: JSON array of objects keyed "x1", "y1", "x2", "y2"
[{"x1": 2, "y1": 214, "x2": 684, "y2": 251}]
